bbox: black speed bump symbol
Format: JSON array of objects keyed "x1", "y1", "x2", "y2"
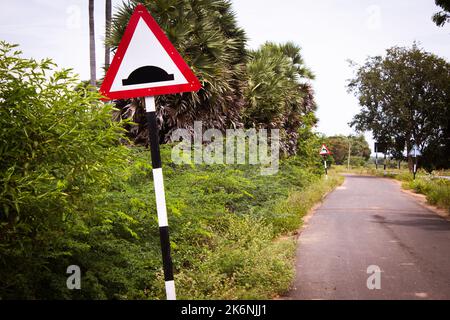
[{"x1": 122, "y1": 66, "x2": 174, "y2": 86}]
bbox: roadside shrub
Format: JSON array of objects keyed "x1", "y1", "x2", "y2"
[
  {"x1": 174, "y1": 215, "x2": 296, "y2": 300},
  {"x1": 0, "y1": 42, "x2": 138, "y2": 299},
  {"x1": 406, "y1": 178, "x2": 450, "y2": 212},
  {"x1": 0, "y1": 42, "x2": 338, "y2": 300}
]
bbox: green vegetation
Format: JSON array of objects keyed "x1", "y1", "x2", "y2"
[
  {"x1": 244, "y1": 42, "x2": 316, "y2": 155},
  {"x1": 109, "y1": 0, "x2": 248, "y2": 142},
  {"x1": 124, "y1": 148, "x2": 343, "y2": 299},
  {"x1": 0, "y1": 42, "x2": 341, "y2": 299},
  {"x1": 348, "y1": 44, "x2": 450, "y2": 171},
  {"x1": 0, "y1": 42, "x2": 131, "y2": 299},
  {"x1": 325, "y1": 135, "x2": 371, "y2": 165},
  {"x1": 404, "y1": 178, "x2": 450, "y2": 212},
  {"x1": 383, "y1": 171, "x2": 450, "y2": 214},
  {"x1": 108, "y1": 1, "x2": 316, "y2": 155},
  {"x1": 433, "y1": 0, "x2": 450, "y2": 26}
]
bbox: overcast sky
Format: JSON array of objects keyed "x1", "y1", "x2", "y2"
[{"x1": 1, "y1": 0, "x2": 449, "y2": 151}]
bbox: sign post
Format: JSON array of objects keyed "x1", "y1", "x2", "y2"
[
  {"x1": 99, "y1": 4, "x2": 201, "y2": 300},
  {"x1": 408, "y1": 145, "x2": 422, "y2": 180},
  {"x1": 374, "y1": 143, "x2": 378, "y2": 170},
  {"x1": 319, "y1": 144, "x2": 332, "y2": 178},
  {"x1": 374, "y1": 142, "x2": 387, "y2": 171},
  {"x1": 375, "y1": 152, "x2": 378, "y2": 170}
]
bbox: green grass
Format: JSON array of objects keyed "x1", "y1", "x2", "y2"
[
  {"x1": 109, "y1": 146, "x2": 343, "y2": 299},
  {"x1": 402, "y1": 178, "x2": 450, "y2": 213}
]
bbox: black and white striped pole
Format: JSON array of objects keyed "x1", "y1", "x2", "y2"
[{"x1": 144, "y1": 96, "x2": 176, "y2": 300}]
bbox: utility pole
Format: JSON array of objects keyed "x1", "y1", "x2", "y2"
[{"x1": 347, "y1": 137, "x2": 351, "y2": 171}]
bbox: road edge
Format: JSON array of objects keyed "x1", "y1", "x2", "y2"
[{"x1": 390, "y1": 179, "x2": 450, "y2": 221}]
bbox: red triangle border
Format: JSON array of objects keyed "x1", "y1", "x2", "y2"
[{"x1": 99, "y1": 4, "x2": 201, "y2": 100}]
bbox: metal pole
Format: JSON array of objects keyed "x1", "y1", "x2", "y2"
[
  {"x1": 347, "y1": 139, "x2": 351, "y2": 171},
  {"x1": 413, "y1": 156, "x2": 418, "y2": 180},
  {"x1": 383, "y1": 153, "x2": 386, "y2": 175},
  {"x1": 144, "y1": 96, "x2": 176, "y2": 300},
  {"x1": 324, "y1": 158, "x2": 328, "y2": 178},
  {"x1": 375, "y1": 152, "x2": 378, "y2": 170}
]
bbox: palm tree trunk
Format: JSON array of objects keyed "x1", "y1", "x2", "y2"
[
  {"x1": 89, "y1": 0, "x2": 97, "y2": 87},
  {"x1": 105, "y1": 0, "x2": 112, "y2": 70}
]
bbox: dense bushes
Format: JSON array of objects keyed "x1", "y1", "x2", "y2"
[
  {"x1": 0, "y1": 42, "x2": 337, "y2": 299},
  {"x1": 108, "y1": 1, "x2": 316, "y2": 154},
  {"x1": 108, "y1": 147, "x2": 342, "y2": 299},
  {"x1": 0, "y1": 41, "x2": 136, "y2": 298},
  {"x1": 404, "y1": 178, "x2": 450, "y2": 212}
]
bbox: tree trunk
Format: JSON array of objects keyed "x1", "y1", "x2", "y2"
[
  {"x1": 105, "y1": 0, "x2": 112, "y2": 70},
  {"x1": 89, "y1": 0, "x2": 97, "y2": 87}
]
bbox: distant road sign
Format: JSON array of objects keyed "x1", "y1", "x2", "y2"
[
  {"x1": 319, "y1": 144, "x2": 331, "y2": 156},
  {"x1": 408, "y1": 145, "x2": 422, "y2": 157},
  {"x1": 374, "y1": 142, "x2": 387, "y2": 153},
  {"x1": 99, "y1": 4, "x2": 201, "y2": 100}
]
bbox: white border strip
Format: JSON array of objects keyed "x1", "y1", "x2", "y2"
[
  {"x1": 165, "y1": 280, "x2": 176, "y2": 300},
  {"x1": 152, "y1": 168, "x2": 168, "y2": 227},
  {"x1": 145, "y1": 96, "x2": 156, "y2": 112}
]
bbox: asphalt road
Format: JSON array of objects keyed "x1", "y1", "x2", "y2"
[{"x1": 287, "y1": 175, "x2": 450, "y2": 300}]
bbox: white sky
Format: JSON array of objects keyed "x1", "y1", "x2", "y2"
[{"x1": 1, "y1": 0, "x2": 449, "y2": 152}]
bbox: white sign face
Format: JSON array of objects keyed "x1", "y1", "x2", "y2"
[
  {"x1": 320, "y1": 144, "x2": 330, "y2": 155},
  {"x1": 99, "y1": 4, "x2": 201, "y2": 100},
  {"x1": 110, "y1": 18, "x2": 188, "y2": 93},
  {"x1": 408, "y1": 145, "x2": 422, "y2": 157}
]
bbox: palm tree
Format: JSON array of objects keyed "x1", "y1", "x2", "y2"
[
  {"x1": 105, "y1": 0, "x2": 112, "y2": 69},
  {"x1": 107, "y1": 0, "x2": 248, "y2": 144},
  {"x1": 89, "y1": 0, "x2": 96, "y2": 87},
  {"x1": 244, "y1": 42, "x2": 316, "y2": 155}
]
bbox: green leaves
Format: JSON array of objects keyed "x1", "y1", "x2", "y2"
[
  {"x1": 348, "y1": 44, "x2": 450, "y2": 170},
  {"x1": 109, "y1": 0, "x2": 248, "y2": 141},
  {"x1": 244, "y1": 42, "x2": 316, "y2": 155},
  {"x1": 0, "y1": 41, "x2": 134, "y2": 299},
  {"x1": 432, "y1": 0, "x2": 450, "y2": 27},
  {"x1": 325, "y1": 135, "x2": 371, "y2": 165}
]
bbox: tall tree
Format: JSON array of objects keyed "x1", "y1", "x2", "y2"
[
  {"x1": 432, "y1": 0, "x2": 450, "y2": 26},
  {"x1": 108, "y1": 0, "x2": 248, "y2": 144},
  {"x1": 244, "y1": 42, "x2": 316, "y2": 154},
  {"x1": 105, "y1": 0, "x2": 112, "y2": 69},
  {"x1": 326, "y1": 135, "x2": 371, "y2": 165},
  {"x1": 348, "y1": 44, "x2": 450, "y2": 171},
  {"x1": 89, "y1": 0, "x2": 97, "y2": 87}
]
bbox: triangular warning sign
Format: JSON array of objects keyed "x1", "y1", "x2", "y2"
[
  {"x1": 408, "y1": 145, "x2": 422, "y2": 157},
  {"x1": 100, "y1": 4, "x2": 201, "y2": 100},
  {"x1": 319, "y1": 144, "x2": 331, "y2": 155}
]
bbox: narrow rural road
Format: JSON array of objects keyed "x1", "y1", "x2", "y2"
[{"x1": 287, "y1": 175, "x2": 450, "y2": 300}]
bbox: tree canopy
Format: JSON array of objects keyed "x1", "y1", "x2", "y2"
[
  {"x1": 244, "y1": 42, "x2": 316, "y2": 155},
  {"x1": 107, "y1": 1, "x2": 316, "y2": 154},
  {"x1": 348, "y1": 44, "x2": 450, "y2": 170},
  {"x1": 326, "y1": 135, "x2": 371, "y2": 165},
  {"x1": 433, "y1": 0, "x2": 450, "y2": 26},
  {"x1": 108, "y1": 0, "x2": 248, "y2": 143}
]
